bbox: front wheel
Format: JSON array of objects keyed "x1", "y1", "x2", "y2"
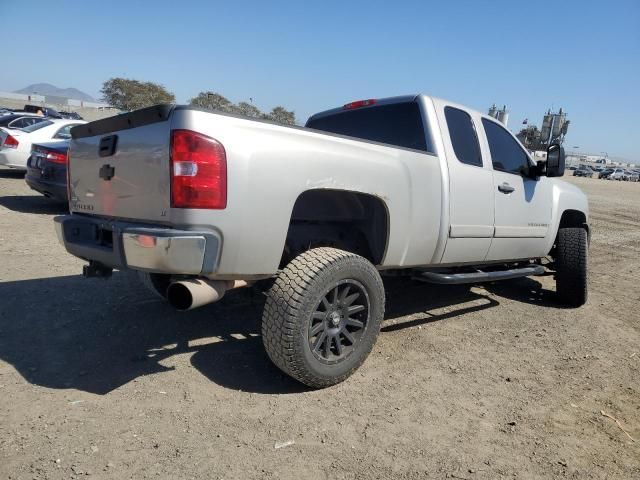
[
  {"x1": 555, "y1": 227, "x2": 588, "y2": 307},
  {"x1": 262, "y1": 247, "x2": 385, "y2": 388}
]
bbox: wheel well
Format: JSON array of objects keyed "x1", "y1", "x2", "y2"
[
  {"x1": 559, "y1": 209, "x2": 587, "y2": 229},
  {"x1": 282, "y1": 190, "x2": 389, "y2": 267},
  {"x1": 556, "y1": 209, "x2": 590, "y2": 248}
]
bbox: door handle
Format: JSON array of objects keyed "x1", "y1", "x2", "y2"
[{"x1": 498, "y1": 183, "x2": 515, "y2": 194}]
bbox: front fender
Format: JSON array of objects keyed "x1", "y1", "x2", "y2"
[{"x1": 544, "y1": 179, "x2": 589, "y2": 254}]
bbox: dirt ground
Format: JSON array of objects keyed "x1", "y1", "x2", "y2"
[{"x1": 0, "y1": 170, "x2": 638, "y2": 480}]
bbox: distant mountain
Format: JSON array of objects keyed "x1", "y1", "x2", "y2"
[{"x1": 14, "y1": 83, "x2": 96, "y2": 102}]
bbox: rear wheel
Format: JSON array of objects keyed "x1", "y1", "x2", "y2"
[
  {"x1": 555, "y1": 227, "x2": 588, "y2": 307},
  {"x1": 262, "y1": 247, "x2": 385, "y2": 388}
]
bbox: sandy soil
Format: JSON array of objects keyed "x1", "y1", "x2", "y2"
[{"x1": 0, "y1": 170, "x2": 638, "y2": 479}]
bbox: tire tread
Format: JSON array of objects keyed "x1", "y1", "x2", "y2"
[
  {"x1": 262, "y1": 247, "x2": 384, "y2": 388},
  {"x1": 555, "y1": 227, "x2": 588, "y2": 307}
]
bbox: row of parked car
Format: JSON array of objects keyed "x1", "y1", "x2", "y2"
[
  {"x1": 0, "y1": 105, "x2": 83, "y2": 120},
  {"x1": 570, "y1": 164, "x2": 640, "y2": 182},
  {"x1": 0, "y1": 107, "x2": 85, "y2": 200}
]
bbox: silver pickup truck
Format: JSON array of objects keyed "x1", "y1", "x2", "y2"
[{"x1": 55, "y1": 94, "x2": 589, "y2": 387}]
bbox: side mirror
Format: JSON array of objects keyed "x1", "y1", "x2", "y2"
[{"x1": 546, "y1": 143, "x2": 565, "y2": 177}]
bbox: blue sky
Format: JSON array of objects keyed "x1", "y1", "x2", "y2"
[{"x1": 2, "y1": 0, "x2": 638, "y2": 160}]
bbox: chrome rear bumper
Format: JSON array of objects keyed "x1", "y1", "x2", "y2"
[
  {"x1": 54, "y1": 215, "x2": 221, "y2": 275},
  {"x1": 122, "y1": 232, "x2": 206, "y2": 274}
]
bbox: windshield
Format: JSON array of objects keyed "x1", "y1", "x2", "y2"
[{"x1": 20, "y1": 120, "x2": 53, "y2": 133}]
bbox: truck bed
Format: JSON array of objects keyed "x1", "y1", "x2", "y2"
[{"x1": 67, "y1": 103, "x2": 444, "y2": 275}]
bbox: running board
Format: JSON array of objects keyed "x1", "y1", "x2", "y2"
[{"x1": 414, "y1": 265, "x2": 545, "y2": 285}]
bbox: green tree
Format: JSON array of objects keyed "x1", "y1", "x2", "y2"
[
  {"x1": 265, "y1": 106, "x2": 296, "y2": 125},
  {"x1": 233, "y1": 101, "x2": 262, "y2": 118},
  {"x1": 100, "y1": 78, "x2": 175, "y2": 111},
  {"x1": 189, "y1": 91, "x2": 233, "y2": 112},
  {"x1": 188, "y1": 91, "x2": 296, "y2": 125}
]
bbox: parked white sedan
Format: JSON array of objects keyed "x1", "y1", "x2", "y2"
[{"x1": 0, "y1": 119, "x2": 86, "y2": 170}]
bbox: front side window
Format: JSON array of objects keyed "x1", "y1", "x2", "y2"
[
  {"x1": 482, "y1": 118, "x2": 531, "y2": 175},
  {"x1": 445, "y1": 106, "x2": 482, "y2": 167}
]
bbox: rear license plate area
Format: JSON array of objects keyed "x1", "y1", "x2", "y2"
[
  {"x1": 96, "y1": 227, "x2": 113, "y2": 248},
  {"x1": 65, "y1": 221, "x2": 114, "y2": 251}
]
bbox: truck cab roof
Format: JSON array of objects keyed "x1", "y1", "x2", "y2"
[
  {"x1": 307, "y1": 94, "x2": 488, "y2": 124},
  {"x1": 306, "y1": 94, "x2": 421, "y2": 123}
]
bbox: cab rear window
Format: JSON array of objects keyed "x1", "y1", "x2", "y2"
[{"x1": 306, "y1": 102, "x2": 432, "y2": 153}]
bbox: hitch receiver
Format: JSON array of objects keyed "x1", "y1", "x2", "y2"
[{"x1": 83, "y1": 261, "x2": 113, "y2": 279}]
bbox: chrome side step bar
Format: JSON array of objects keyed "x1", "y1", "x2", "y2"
[{"x1": 414, "y1": 265, "x2": 545, "y2": 285}]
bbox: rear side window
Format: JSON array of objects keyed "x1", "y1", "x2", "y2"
[
  {"x1": 20, "y1": 120, "x2": 53, "y2": 133},
  {"x1": 7, "y1": 118, "x2": 29, "y2": 129},
  {"x1": 8, "y1": 117, "x2": 47, "y2": 129},
  {"x1": 444, "y1": 106, "x2": 482, "y2": 167},
  {"x1": 482, "y1": 118, "x2": 531, "y2": 175},
  {"x1": 306, "y1": 102, "x2": 431, "y2": 152}
]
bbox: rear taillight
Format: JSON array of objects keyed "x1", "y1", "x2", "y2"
[
  {"x1": 170, "y1": 129, "x2": 227, "y2": 209},
  {"x1": 46, "y1": 151, "x2": 68, "y2": 164},
  {"x1": 66, "y1": 150, "x2": 71, "y2": 203},
  {"x1": 343, "y1": 99, "x2": 377, "y2": 110},
  {"x1": 4, "y1": 134, "x2": 18, "y2": 148}
]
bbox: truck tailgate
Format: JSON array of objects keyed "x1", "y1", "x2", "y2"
[{"x1": 69, "y1": 105, "x2": 173, "y2": 223}]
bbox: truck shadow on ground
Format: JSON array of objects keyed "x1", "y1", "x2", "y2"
[
  {"x1": 0, "y1": 194, "x2": 68, "y2": 214},
  {"x1": 483, "y1": 274, "x2": 566, "y2": 309},
  {"x1": 0, "y1": 273, "x2": 559, "y2": 396}
]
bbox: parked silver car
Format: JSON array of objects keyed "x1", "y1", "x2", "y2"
[{"x1": 608, "y1": 168, "x2": 626, "y2": 181}]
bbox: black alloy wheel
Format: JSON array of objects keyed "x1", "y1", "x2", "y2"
[{"x1": 309, "y1": 280, "x2": 369, "y2": 364}]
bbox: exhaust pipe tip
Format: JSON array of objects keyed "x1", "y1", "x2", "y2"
[
  {"x1": 166, "y1": 279, "x2": 251, "y2": 311},
  {"x1": 166, "y1": 282, "x2": 199, "y2": 311},
  {"x1": 166, "y1": 278, "x2": 233, "y2": 311}
]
